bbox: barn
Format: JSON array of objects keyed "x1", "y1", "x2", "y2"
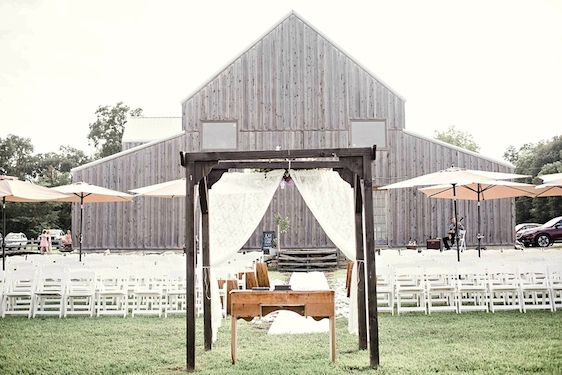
[{"x1": 71, "y1": 11, "x2": 515, "y2": 251}]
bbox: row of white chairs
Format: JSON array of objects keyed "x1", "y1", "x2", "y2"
[
  {"x1": 375, "y1": 267, "x2": 562, "y2": 315},
  {"x1": 1, "y1": 250, "x2": 264, "y2": 319},
  {"x1": 0, "y1": 266, "x2": 199, "y2": 318}
]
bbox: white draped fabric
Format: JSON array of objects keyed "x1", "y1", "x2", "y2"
[
  {"x1": 290, "y1": 169, "x2": 360, "y2": 334},
  {"x1": 207, "y1": 170, "x2": 285, "y2": 341}
]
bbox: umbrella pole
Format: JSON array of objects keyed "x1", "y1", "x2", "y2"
[
  {"x1": 79, "y1": 195, "x2": 83, "y2": 262},
  {"x1": 477, "y1": 188, "x2": 482, "y2": 258},
  {"x1": 453, "y1": 184, "x2": 460, "y2": 262},
  {"x1": 2, "y1": 197, "x2": 5, "y2": 271}
]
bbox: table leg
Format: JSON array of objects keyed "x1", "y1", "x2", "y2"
[
  {"x1": 231, "y1": 316, "x2": 237, "y2": 364},
  {"x1": 329, "y1": 315, "x2": 336, "y2": 362}
]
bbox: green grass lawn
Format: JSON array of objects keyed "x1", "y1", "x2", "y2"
[{"x1": 1, "y1": 312, "x2": 561, "y2": 374}]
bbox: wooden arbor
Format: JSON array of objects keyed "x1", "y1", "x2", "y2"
[{"x1": 179, "y1": 146, "x2": 380, "y2": 371}]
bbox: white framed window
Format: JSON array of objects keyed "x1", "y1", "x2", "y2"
[
  {"x1": 201, "y1": 121, "x2": 237, "y2": 150},
  {"x1": 351, "y1": 120, "x2": 387, "y2": 148}
]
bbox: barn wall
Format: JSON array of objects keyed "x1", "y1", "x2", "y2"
[
  {"x1": 180, "y1": 14, "x2": 401, "y2": 249},
  {"x1": 72, "y1": 133, "x2": 192, "y2": 249},
  {"x1": 72, "y1": 13, "x2": 514, "y2": 250},
  {"x1": 384, "y1": 130, "x2": 515, "y2": 246}
]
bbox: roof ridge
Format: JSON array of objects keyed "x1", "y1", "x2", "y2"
[
  {"x1": 180, "y1": 10, "x2": 404, "y2": 105},
  {"x1": 401, "y1": 129, "x2": 514, "y2": 169}
]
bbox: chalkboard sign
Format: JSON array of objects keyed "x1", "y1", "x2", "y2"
[{"x1": 262, "y1": 231, "x2": 275, "y2": 252}]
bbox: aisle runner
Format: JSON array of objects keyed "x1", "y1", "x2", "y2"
[{"x1": 268, "y1": 271, "x2": 330, "y2": 335}]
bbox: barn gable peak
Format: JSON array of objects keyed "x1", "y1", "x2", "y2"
[{"x1": 180, "y1": 10, "x2": 404, "y2": 105}]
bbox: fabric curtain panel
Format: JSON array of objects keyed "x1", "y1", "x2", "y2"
[
  {"x1": 290, "y1": 169, "x2": 361, "y2": 335},
  {"x1": 207, "y1": 170, "x2": 285, "y2": 341}
]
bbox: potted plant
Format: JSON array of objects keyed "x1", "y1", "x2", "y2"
[{"x1": 273, "y1": 213, "x2": 290, "y2": 255}]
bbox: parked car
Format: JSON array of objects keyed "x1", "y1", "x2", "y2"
[
  {"x1": 46, "y1": 229, "x2": 64, "y2": 242},
  {"x1": 515, "y1": 223, "x2": 542, "y2": 233},
  {"x1": 518, "y1": 216, "x2": 562, "y2": 247},
  {"x1": 4, "y1": 232, "x2": 28, "y2": 250}
]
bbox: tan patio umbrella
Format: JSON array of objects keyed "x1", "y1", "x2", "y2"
[
  {"x1": 535, "y1": 173, "x2": 562, "y2": 197},
  {"x1": 419, "y1": 180, "x2": 537, "y2": 257},
  {"x1": 539, "y1": 173, "x2": 562, "y2": 184},
  {"x1": 379, "y1": 167, "x2": 530, "y2": 262},
  {"x1": 53, "y1": 182, "x2": 133, "y2": 261},
  {"x1": 129, "y1": 178, "x2": 185, "y2": 198},
  {"x1": 1, "y1": 176, "x2": 72, "y2": 270}
]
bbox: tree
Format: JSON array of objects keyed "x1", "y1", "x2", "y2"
[
  {"x1": 0, "y1": 135, "x2": 35, "y2": 179},
  {"x1": 0, "y1": 136, "x2": 91, "y2": 238},
  {"x1": 32, "y1": 146, "x2": 90, "y2": 186},
  {"x1": 87, "y1": 102, "x2": 143, "y2": 159},
  {"x1": 505, "y1": 135, "x2": 562, "y2": 224},
  {"x1": 435, "y1": 126, "x2": 480, "y2": 152}
]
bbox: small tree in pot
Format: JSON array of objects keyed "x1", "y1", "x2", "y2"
[{"x1": 273, "y1": 213, "x2": 290, "y2": 255}]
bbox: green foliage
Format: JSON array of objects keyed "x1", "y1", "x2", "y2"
[
  {"x1": 0, "y1": 139, "x2": 89, "y2": 237},
  {"x1": 273, "y1": 212, "x2": 290, "y2": 234},
  {"x1": 505, "y1": 135, "x2": 562, "y2": 224},
  {"x1": 0, "y1": 312, "x2": 560, "y2": 374},
  {"x1": 0, "y1": 134, "x2": 35, "y2": 179},
  {"x1": 435, "y1": 125, "x2": 480, "y2": 152},
  {"x1": 87, "y1": 102, "x2": 143, "y2": 159}
]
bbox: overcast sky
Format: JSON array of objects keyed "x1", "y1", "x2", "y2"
[{"x1": 1, "y1": 0, "x2": 561, "y2": 162}]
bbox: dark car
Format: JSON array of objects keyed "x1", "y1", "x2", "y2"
[{"x1": 518, "y1": 216, "x2": 562, "y2": 247}]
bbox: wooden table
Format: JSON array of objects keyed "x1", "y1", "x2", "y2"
[{"x1": 230, "y1": 290, "x2": 336, "y2": 364}]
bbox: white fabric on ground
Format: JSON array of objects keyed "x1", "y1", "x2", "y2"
[
  {"x1": 268, "y1": 272, "x2": 330, "y2": 335},
  {"x1": 208, "y1": 170, "x2": 285, "y2": 342},
  {"x1": 290, "y1": 169, "x2": 360, "y2": 334}
]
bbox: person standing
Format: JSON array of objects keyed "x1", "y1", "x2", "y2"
[{"x1": 39, "y1": 230, "x2": 51, "y2": 254}]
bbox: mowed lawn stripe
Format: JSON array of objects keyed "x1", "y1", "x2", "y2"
[{"x1": 0, "y1": 312, "x2": 561, "y2": 374}]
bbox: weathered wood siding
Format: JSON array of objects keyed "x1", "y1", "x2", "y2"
[
  {"x1": 122, "y1": 141, "x2": 146, "y2": 151},
  {"x1": 72, "y1": 133, "x2": 190, "y2": 249},
  {"x1": 71, "y1": 13, "x2": 514, "y2": 249},
  {"x1": 384, "y1": 130, "x2": 515, "y2": 246},
  {"x1": 182, "y1": 14, "x2": 404, "y2": 134},
  {"x1": 180, "y1": 13, "x2": 401, "y2": 249}
]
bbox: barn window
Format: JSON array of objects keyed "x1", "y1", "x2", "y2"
[
  {"x1": 351, "y1": 120, "x2": 386, "y2": 148},
  {"x1": 201, "y1": 121, "x2": 237, "y2": 150}
]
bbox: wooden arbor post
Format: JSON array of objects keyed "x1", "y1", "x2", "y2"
[
  {"x1": 363, "y1": 153, "x2": 380, "y2": 367},
  {"x1": 353, "y1": 174, "x2": 368, "y2": 350},
  {"x1": 184, "y1": 161, "x2": 196, "y2": 371},
  {"x1": 180, "y1": 146, "x2": 380, "y2": 371},
  {"x1": 198, "y1": 177, "x2": 212, "y2": 351}
]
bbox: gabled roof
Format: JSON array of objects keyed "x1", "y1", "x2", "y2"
[
  {"x1": 122, "y1": 116, "x2": 182, "y2": 143},
  {"x1": 402, "y1": 129, "x2": 514, "y2": 169},
  {"x1": 72, "y1": 131, "x2": 185, "y2": 173},
  {"x1": 181, "y1": 10, "x2": 405, "y2": 105}
]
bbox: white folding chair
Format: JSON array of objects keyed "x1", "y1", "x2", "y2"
[
  {"x1": 519, "y1": 267, "x2": 553, "y2": 312},
  {"x1": 218, "y1": 280, "x2": 228, "y2": 318},
  {"x1": 32, "y1": 266, "x2": 66, "y2": 318},
  {"x1": 96, "y1": 269, "x2": 128, "y2": 317},
  {"x1": 458, "y1": 230, "x2": 467, "y2": 252},
  {"x1": 456, "y1": 268, "x2": 489, "y2": 313},
  {"x1": 548, "y1": 267, "x2": 562, "y2": 311},
  {"x1": 164, "y1": 270, "x2": 186, "y2": 317},
  {"x1": 376, "y1": 271, "x2": 394, "y2": 314},
  {"x1": 63, "y1": 269, "x2": 96, "y2": 317},
  {"x1": 395, "y1": 268, "x2": 426, "y2": 314},
  {"x1": 426, "y1": 271, "x2": 457, "y2": 313},
  {"x1": 131, "y1": 271, "x2": 165, "y2": 317},
  {"x1": 1, "y1": 269, "x2": 36, "y2": 318},
  {"x1": 488, "y1": 268, "x2": 522, "y2": 312}
]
